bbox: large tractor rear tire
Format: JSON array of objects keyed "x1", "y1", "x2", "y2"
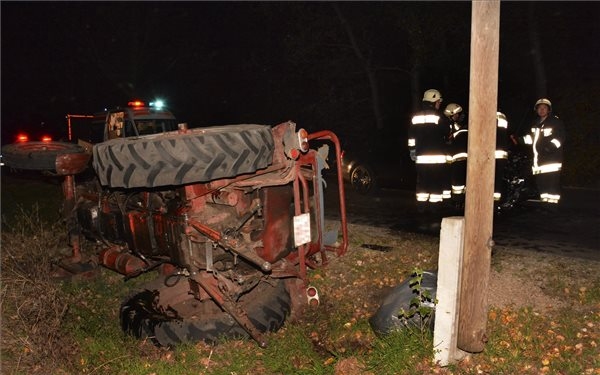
[
  {"x1": 93, "y1": 125, "x2": 275, "y2": 188},
  {"x1": 120, "y1": 278, "x2": 291, "y2": 347}
]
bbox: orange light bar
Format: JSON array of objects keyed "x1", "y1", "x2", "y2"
[
  {"x1": 41, "y1": 135, "x2": 53, "y2": 142},
  {"x1": 128, "y1": 100, "x2": 145, "y2": 107},
  {"x1": 16, "y1": 133, "x2": 29, "y2": 142}
]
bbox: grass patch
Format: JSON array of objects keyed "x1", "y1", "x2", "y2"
[
  {"x1": 1, "y1": 170, "x2": 63, "y2": 228},
  {"x1": 366, "y1": 329, "x2": 435, "y2": 374},
  {"x1": 0, "y1": 209, "x2": 78, "y2": 374}
]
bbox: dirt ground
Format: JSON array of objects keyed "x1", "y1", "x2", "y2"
[
  {"x1": 488, "y1": 247, "x2": 562, "y2": 311},
  {"x1": 319, "y1": 223, "x2": 600, "y2": 375}
]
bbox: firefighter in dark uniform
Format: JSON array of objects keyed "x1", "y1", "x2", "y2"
[
  {"x1": 514, "y1": 98, "x2": 565, "y2": 204},
  {"x1": 494, "y1": 112, "x2": 510, "y2": 202},
  {"x1": 445, "y1": 103, "x2": 468, "y2": 203},
  {"x1": 408, "y1": 89, "x2": 451, "y2": 206}
]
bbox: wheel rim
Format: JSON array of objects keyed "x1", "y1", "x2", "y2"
[
  {"x1": 7, "y1": 142, "x2": 80, "y2": 152},
  {"x1": 351, "y1": 166, "x2": 373, "y2": 193}
]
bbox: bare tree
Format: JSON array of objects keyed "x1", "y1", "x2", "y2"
[
  {"x1": 55, "y1": 3, "x2": 210, "y2": 101},
  {"x1": 527, "y1": 2, "x2": 548, "y2": 97},
  {"x1": 332, "y1": 3, "x2": 385, "y2": 130},
  {"x1": 393, "y1": 3, "x2": 470, "y2": 111}
]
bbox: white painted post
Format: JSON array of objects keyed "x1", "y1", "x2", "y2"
[{"x1": 434, "y1": 216, "x2": 470, "y2": 366}]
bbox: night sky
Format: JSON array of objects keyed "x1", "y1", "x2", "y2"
[{"x1": 1, "y1": 2, "x2": 599, "y2": 145}]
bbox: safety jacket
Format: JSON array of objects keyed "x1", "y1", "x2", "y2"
[
  {"x1": 495, "y1": 114, "x2": 509, "y2": 161},
  {"x1": 522, "y1": 114, "x2": 565, "y2": 175},
  {"x1": 450, "y1": 127, "x2": 468, "y2": 195},
  {"x1": 408, "y1": 108, "x2": 450, "y2": 165},
  {"x1": 494, "y1": 114, "x2": 510, "y2": 200},
  {"x1": 451, "y1": 127, "x2": 468, "y2": 163},
  {"x1": 409, "y1": 106, "x2": 452, "y2": 203}
]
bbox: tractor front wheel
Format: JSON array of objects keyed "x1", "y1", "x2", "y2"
[{"x1": 120, "y1": 277, "x2": 291, "y2": 347}]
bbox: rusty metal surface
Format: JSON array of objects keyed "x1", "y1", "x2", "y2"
[
  {"x1": 55, "y1": 152, "x2": 91, "y2": 175},
  {"x1": 54, "y1": 122, "x2": 349, "y2": 346},
  {"x1": 99, "y1": 246, "x2": 147, "y2": 275}
]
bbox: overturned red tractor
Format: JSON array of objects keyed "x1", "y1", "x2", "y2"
[{"x1": 2, "y1": 112, "x2": 348, "y2": 347}]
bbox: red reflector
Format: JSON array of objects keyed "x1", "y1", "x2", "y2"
[
  {"x1": 16, "y1": 133, "x2": 29, "y2": 142},
  {"x1": 290, "y1": 148, "x2": 300, "y2": 159},
  {"x1": 41, "y1": 135, "x2": 52, "y2": 142}
]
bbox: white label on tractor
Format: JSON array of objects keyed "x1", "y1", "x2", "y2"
[{"x1": 293, "y1": 213, "x2": 311, "y2": 247}]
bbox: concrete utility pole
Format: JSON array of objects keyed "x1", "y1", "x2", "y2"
[{"x1": 457, "y1": 0, "x2": 500, "y2": 353}]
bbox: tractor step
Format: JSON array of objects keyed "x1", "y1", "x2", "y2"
[{"x1": 50, "y1": 259, "x2": 99, "y2": 281}]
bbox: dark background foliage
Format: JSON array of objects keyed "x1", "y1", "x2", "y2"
[{"x1": 2, "y1": 2, "x2": 599, "y2": 186}]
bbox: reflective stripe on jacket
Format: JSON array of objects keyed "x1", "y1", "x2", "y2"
[
  {"x1": 451, "y1": 128, "x2": 468, "y2": 162},
  {"x1": 408, "y1": 108, "x2": 450, "y2": 160},
  {"x1": 415, "y1": 154, "x2": 448, "y2": 164},
  {"x1": 412, "y1": 114, "x2": 440, "y2": 125},
  {"x1": 525, "y1": 115, "x2": 565, "y2": 174},
  {"x1": 452, "y1": 152, "x2": 468, "y2": 162},
  {"x1": 495, "y1": 150, "x2": 508, "y2": 159},
  {"x1": 532, "y1": 162, "x2": 562, "y2": 175}
]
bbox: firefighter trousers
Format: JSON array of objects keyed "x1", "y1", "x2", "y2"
[
  {"x1": 416, "y1": 163, "x2": 449, "y2": 203},
  {"x1": 535, "y1": 170, "x2": 561, "y2": 204}
]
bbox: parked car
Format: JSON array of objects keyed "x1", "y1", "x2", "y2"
[{"x1": 339, "y1": 134, "x2": 416, "y2": 194}]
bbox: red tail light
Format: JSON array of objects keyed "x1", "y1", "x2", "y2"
[
  {"x1": 128, "y1": 100, "x2": 145, "y2": 108},
  {"x1": 41, "y1": 135, "x2": 53, "y2": 142},
  {"x1": 16, "y1": 133, "x2": 29, "y2": 142}
]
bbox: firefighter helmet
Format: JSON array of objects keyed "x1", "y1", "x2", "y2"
[
  {"x1": 534, "y1": 98, "x2": 552, "y2": 111},
  {"x1": 444, "y1": 103, "x2": 462, "y2": 117},
  {"x1": 423, "y1": 89, "x2": 443, "y2": 103}
]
